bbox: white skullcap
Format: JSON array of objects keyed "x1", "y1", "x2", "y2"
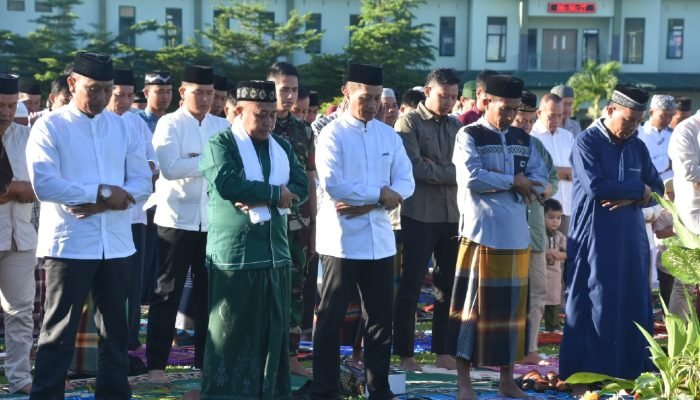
[
  {"x1": 649, "y1": 94, "x2": 676, "y2": 111},
  {"x1": 14, "y1": 101, "x2": 28, "y2": 118},
  {"x1": 382, "y1": 88, "x2": 396, "y2": 98}
]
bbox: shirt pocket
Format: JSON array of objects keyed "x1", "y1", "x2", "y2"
[{"x1": 379, "y1": 151, "x2": 392, "y2": 186}]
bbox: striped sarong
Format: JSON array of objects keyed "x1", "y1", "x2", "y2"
[{"x1": 446, "y1": 238, "x2": 529, "y2": 366}]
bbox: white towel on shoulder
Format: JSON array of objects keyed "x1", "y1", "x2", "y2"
[{"x1": 231, "y1": 120, "x2": 290, "y2": 224}]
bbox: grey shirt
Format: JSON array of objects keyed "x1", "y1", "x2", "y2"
[{"x1": 395, "y1": 101, "x2": 461, "y2": 223}]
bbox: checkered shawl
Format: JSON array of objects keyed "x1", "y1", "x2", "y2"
[{"x1": 446, "y1": 238, "x2": 530, "y2": 366}]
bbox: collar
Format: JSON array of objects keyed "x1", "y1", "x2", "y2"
[
  {"x1": 181, "y1": 107, "x2": 209, "y2": 124},
  {"x1": 534, "y1": 120, "x2": 559, "y2": 135},
  {"x1": 341, "y1": 111, "x2": 374, "y2": 130},
  {"x1": 416, "y1": 101, "x2": 444, "y2": 122},
  {"x1": 595, "y1": 118, "x2": 638, "y2": 144},
  {"x1": 66, "y1": 102, "x2": 103, "y2": 121}
]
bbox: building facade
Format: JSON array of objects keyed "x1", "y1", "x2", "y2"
[{"x1": 2, "y1": 0, "x2": 699, "y2": 89}]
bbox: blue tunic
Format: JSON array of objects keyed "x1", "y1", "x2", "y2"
[{"x1": 559, "y1": 118, "x2": 664, "y2": 380}]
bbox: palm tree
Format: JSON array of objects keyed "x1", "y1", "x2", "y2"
[{"x1": 567, "y1": 60, "x2": 621, "y2": 120}]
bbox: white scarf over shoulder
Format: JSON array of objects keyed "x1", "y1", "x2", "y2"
[{"x1": 231, "y1": 119, "x2": 290, "y2": 223}]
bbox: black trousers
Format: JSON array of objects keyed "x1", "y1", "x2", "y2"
[
  {"x1": 658, "y1": 267, "x2": 674, "y2": 309},
  {"x1": 140, "y1": 207, "x2": 159, "y2": 304},
  {"x1": 311, "y1": 255, "x2": 394, "y2": 400},
  {"x1": 393, "y1": 217, "x2": 458, "y2": 356},
  {"x1": 128, "y1": 223, "x2": 146, "y2": 350},
  {"x1": 146, "y1": 226, "x2": 208, "y2": 370},
  {"x1": 30, "y1": 257, "x2": 131, "y2": 400}
]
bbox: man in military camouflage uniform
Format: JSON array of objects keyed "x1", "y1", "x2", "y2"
[{"x1": 267, "y1": 62, "x2": 316, "y2": 377}]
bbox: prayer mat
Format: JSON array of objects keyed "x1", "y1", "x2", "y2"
[{"x1": 129, "y1": 344, "x2": 195, "y2": 366}]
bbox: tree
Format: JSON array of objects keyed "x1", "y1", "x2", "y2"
[
  {"x1": 345, "y1": 0, "x2": 435, "y2": 93},
  {"x1": 298, "y1": 54, "x2": 348, "y2": 104},
  {"x1": 201, "y1": 1, "x2": 323, "y2": 78},
  {"x1": 567, "y1": 60, "x2": 621, "y2": 120}
]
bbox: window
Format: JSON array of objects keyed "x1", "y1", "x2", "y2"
[
  {"x1": 35, "y1": 1, "x2": 51, "y2": 12},
  {"x1": 260, "y1": 11, "x2": 275, "y2": 40},
  {"x1": 305, "y1": 13, "x2": 322, "y2": 54},
  {"x1": 486, "y1": 17, "x2": 507, "y2": 62},
  {"x1": 667, "y1": 19, "x2": 683, "y2": 59},
  {"x1": 7, "y1": 0, "x2": 25, "y2": 11},
  {"x1": 119, "y1": 6, "x2": 136, "y2": 46},
  {"x1": 349, "y1": 14, "x2": 360, "y2": 41},
  {"x1": 623, "y1": 18, "x2": 644, "y2": 64},
  {"x1": 439, "y1": 17, "x2": 456, "y2": 57},
  {"x1": 213, "y1": 8, "x2": 229, "y2": 32},
  {"x1": 527, "y1": 29, "x2": 537, "y2": 69},
  {"x1": 165, "y1": 8, "x2": 183, "y2": 46},
  {"x1": 583, "y1": 29, "x2": 599, "y2": 63}
]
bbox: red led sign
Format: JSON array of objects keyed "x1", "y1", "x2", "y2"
[{"x1": 548, "y1": 2, "x2": 596, "y2": 13}]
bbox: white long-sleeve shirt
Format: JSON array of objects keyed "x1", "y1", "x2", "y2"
[
  {"x1": 27, "y1": 103, "x2": 153, "y2": 259},
  {"x1": 638, "y1": 122, "x2": 673, "y2": 182},
  {"x1": 151, "y1": 108, "x2": 229, "y2": 232},
  {"x1": 531, "y1": 122, "x2": 575, "y2": 216},
  {"x1": 0, "y1": 123, "x2": 37, "y2": 252},
  {"x1": 112, "y1": 110, "x2": 159, "y2": 225},
  {"x1": 315, "y1": 112, "x2": 415, "y2": 260},
  {"x1": 669, "y1": 111, "x2": 700, "y2": 234}
]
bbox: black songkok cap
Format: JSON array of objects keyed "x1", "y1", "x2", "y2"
[
  {"x1": 134, "y1": 90, "x2": 147, "y2": 104},
  {"x1": 214, "y1": 75, "x2": 228, "y2": 91},
  {"x1": 113, "y1": 69, "x2": 135, "y2": 86},
  {"x1": 519, "y1": 90, "x2": 537, "y2": 112},
  {"x1": 182, "y1": 65, "x2": 214, "y2": 85},
  {"x1": 309, "y1": 90, "x2": 320, "y2": 107},
  {"x1": 485, "y1": 75, "x2": 524, "y2": 99},
  {"x1": 611, "y1": 84, "x2": 649, "y2": 111},
  {"x1": 345, "y1": 63, "x2": 383, "y2": 86},
  {"x1": 19, "y1": 79, "x2": 41, "y2": 95},
  {"x1": 144, "y1": 70, "x2": 172, "y2": 86},
  {"x1": 676, "y1": 97, "x2": 692, "y2": 112},
  {"x1": 236, "y1": 80, "x2": 277, "y2": 103},
  {"x1": 73, "y1": 52, "x2": 113, "y2": 82},
  {"x1": 0, "y1": 72, "x2": 20, "y2": 95}
]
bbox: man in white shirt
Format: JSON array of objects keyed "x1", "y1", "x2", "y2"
[
  {"x1": 26, "y1": 52, "x2": 153, "y2": 399},
  {"x1": 147, "y1": 65, "x2": 229, "y2": 383},
  {"x1": 639, "y1": 94, "x2": 675, "y2": 181},
  {"x1": 531, "y1": 93, "x2": 575, "y2": 235},
  {"x1": 551, "y1": 85, "x2": 581, "y2": 136},
  {"x1": 0, "y1": 72, "x2": 37, "y2": 394},
  {"x1": 105, "y1": 68, "x2": 159, "y2": 358},
  {"x1": 312, "y1": 62, "x2": 415, "y2": 400},
  {"x1": 668, "y1": 109, "x2": 700, "y2": 317}
]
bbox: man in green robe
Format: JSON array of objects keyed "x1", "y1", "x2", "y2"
[{"x1": 198, "y1": 80, "x2": 308, "y2": 400}]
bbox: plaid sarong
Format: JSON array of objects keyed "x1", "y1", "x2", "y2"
[{"x1": 446, "y1": 238, "x2": 529, "y2": 366}]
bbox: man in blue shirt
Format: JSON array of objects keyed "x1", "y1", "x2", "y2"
[{"x1": 448, "y1": 75, "x2": 548, "y2": 399}]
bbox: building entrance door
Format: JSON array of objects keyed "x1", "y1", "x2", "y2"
[{"x1": 542, "y1": 29, "x2": 577, "y2": 71}]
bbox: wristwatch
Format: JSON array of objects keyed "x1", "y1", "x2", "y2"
[{"x1": 99, "y1": 184, "x2": 112, "y2": 200}]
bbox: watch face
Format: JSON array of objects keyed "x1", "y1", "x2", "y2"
[{"x1": 101, "y1": 186, "x2": 112, "y2": 198}]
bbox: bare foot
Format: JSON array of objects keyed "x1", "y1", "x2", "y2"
[
  {"x1": 16, "y1": 383, "x2": 32, "y2": 394},
  {"x1": 499, "y1": 378, "x2": 531, "y2": 399},
  {"x1": 148, "y1": 369, "x2": 169, "y2": 384},
  {"x1": 521, "y1": 352, "x2": 549, "y2": 365},
  {"x1": 435, "y1": 354, "x2": 457, "y2": 370},
  {"x1": 398, "y1": 356, "x2": 423, "y2": 372},
  {"x1": 289, "y1": 356, "x2": 312, "y2": 377},
  {"x1": 182, "y1": 389, "x2": 201, "y2": 400}
]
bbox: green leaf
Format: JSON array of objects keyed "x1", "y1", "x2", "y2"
[
  {"x1": 661, "y1": 239, "x2": 700, "y2": 285},
  {"x1": 565, "y1": 372, "x2": 634, "y2": 388},
  {"x1": 667, "y1": 312, "x2": 689, "y2": 358},
  {"x1": 634, "y1": 372, "x2": 662, "y2": 398},
  {"x1": 653, "y1": 193, "x2": 700, "y2": 250}
]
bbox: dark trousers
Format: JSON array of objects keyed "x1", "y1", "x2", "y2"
[
  {"x1": 146, "y1": 226, "x2": 208, "y2": 370},
  {"x1": 141, "y1": 208, "x2": 159, "y2": 304},
  {"x1": 30, "y1": 257, "x2": 131, "y2": 400},
  {"x1": 128, "y1": 223, "x2": 146, "y2": 350},
  {"x1": 311, "y1": 255, "x2": 394, "y2": 400},
  {"x1": 393, "y1": 217, "x2": 458, "y2": 356},
  {"x1": 658, "y1": 267, "x2": 674, "y2": 308}
]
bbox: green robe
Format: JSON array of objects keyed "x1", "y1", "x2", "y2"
[
  {"x1": 199, "y1": 128, "x2": 308, "y2": 399},
  {"x1": 199, "y1": 129, "x2": 308, "y2": 271}
]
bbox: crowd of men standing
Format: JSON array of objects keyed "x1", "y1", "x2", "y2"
[{"x1": 0, "y1": 48, "x2": 698, "y2": 400}]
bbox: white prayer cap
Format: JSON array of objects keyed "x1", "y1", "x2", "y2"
[
  {"x1": 14, "y1": 101, "x2": 28, "y2": 118},
  {"x1": 649, "y1": 94, "x2": 676, "y2": 111},
  {"x1": 382, "y1": 88, "x2": 396, "y2": 99}
]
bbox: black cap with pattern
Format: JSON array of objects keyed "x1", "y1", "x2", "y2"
[
  {"x1": 235, "y1": 80, "x2": 276, "y2": 103},
  {"x1": 519, "y1": 90, "x2": 537, "y2": 112},
  {"x1": 611, "y1": 84, "x2": 649, "y2": 111},
  {"x1": 144, "y1": 70, "x2": 172, "y2": 86}
]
